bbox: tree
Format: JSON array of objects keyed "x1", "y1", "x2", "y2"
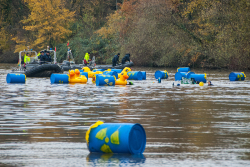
[{"x1": 13, "y1": 0, "x2": 75, "y2": 52}]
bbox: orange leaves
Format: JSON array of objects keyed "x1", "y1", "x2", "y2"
[{"x1": 13, "y1": 0, "x2": 75, "y2": 52}]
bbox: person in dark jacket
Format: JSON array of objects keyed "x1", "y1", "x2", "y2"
[
  {"x1": 39, "y1": 51, "x2": 46, "y2": 64},
  {"x1": 112, "y1": 53, "x2": 120, "y2": 66},
  {"x1": 45, "y1": 51, "x2": 52, "y2": 62},
  {"x1": 122, "y1": 53, "x2": 131, "y2": 64}
]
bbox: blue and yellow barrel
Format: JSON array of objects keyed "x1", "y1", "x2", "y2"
[
  {"x1": 127, "y1": 71, "x2": 143, "y2": 80},
  {"x1": 93, "y1": 69, "x2": 106, "y2": 72},
  {"x1": 187, "y1": 73, "x2": 207, "y2": 83},
  {"x1": 50, "y1": 74, "x2": 69, "y2": 84},
  {"x1": 92, "y1": 74, "x2": 102, "y2": 83},
  {"x1": 86, "y1": 121, "x2": 146, "y2": 154},
  {"x1": 177, "y1": 67, "x2": 190, "y2": 72},
  {"x1": 103, "y1": 71, "x2": 118, "y2": 79},
  {"x1": 155, "y1": 70, "x2": 168, "y2": 79},
  {"x1": 6, "y1": 73, "x2": 26, "y2": 84},
  {"x1": 110, "y1": 69, "x2": 122, "y2": 73},
  {"x1": 229, "y1": 72, "x2": 246, "y2": 81},
  {"x1": 175, "y1": 72, "x2": 195, "y2": 81},
  {"x1": 96, "y1": 75, "x2": 116, "y2": 86},
  {"x1": 80, "y1": 72, "x2": 89, "y2": 80}
]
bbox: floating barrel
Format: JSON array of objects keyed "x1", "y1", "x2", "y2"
[
  {"x1": 229, "y1": 72, "x2": 246, "y2": 81},
  {"x1": 175, "y1": 72, "x2": 195, "y2": 81},
  {"x1": 177, "y1": 67, "x2": 190, "y2": 72},
  {"x1": 80, "y1": 72, "x2": 89, "y2": 80},
  {"x1": 155, "y1": 70, "x2": 168, "y2": 79},
  {"x1": 103, "y1": 71, "x2": 118, "y2": 79},
  {"x1": 93, "y1": 69, "x2": 105, "y2": 72},
  {"x1": 141, "y1": 71, "x2": 146, "y2": 80},
  {"x1": 6, "y1": 73, "x2": 26, "y2": 84},
  {"x1": 127, "y1": 71, "x2": 143, "y2": 80},
  {"x1": 86, "y1": 122, "x2": 146, "y2": 154},
  {"x1": 187, "y1": 73, "x2": 207, "y2": 83},
  {"x1": 110, "y1": 69, "x2": 122, "y2": 73},
  {"x1": 92, "y1": 74, "x2": 102, "y2": 83},
  {"x1": 50, "y1": 74, "x2": 69, "y2": 84},
  {"x1": 96, "y1": 75, "x2": 115, "y2": 86}
]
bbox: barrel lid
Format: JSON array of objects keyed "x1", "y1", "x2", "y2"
[{"x1": 128, "y1": 124, "x2": 146, "y2": 154}]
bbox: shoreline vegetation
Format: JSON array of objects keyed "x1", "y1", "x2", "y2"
[{"x1": 0, "y1": 0, "x2": 249, "y2": 70}]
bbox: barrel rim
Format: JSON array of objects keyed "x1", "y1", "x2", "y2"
[{"x1": 128, "y1": 123, "x2": 146, "y2": 154}]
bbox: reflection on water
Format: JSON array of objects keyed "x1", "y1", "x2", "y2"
[
  {"x1": 0, "y1": 63, "x2": 250, "y2": 166},
  {"x1": 86, "y1": 153, "x2": 146, "y2": 167}
]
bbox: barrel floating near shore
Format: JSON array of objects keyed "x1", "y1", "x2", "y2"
[
  {"x1": 127, "y1": 71, "x2": 143, "y2": 80},
  {"x1": 175, "y1": 72, "x2": 195, "y2": 81},
  {"x1": 102, "y1": 71, "x2": 118, "y2": 79},
  {"x1": 187, "y1": 73, "x2": 207, "y2": 83},
  {"x1": 50, "y1": 74, "x2": 69, "y2": 84},
  {"x1": 96, "y1": 75, "x2": 115, "y2": 86},
  {"x1": 177, "y1": 67, "x2": 190, "y2": 72},
  {"x1": 110, "y1": 69, "x2": 122, "y2": 73},
  {"x1": 86, "y1": 121, "x2": 146, "y2": 154},
  {"x1": 229, "y1": 72, "x2": 246, "y2": 81},
  {"x1": 6, "y1": 73, "x2": 26, "y2": 84},
  {"x1": 155, "y1": 70, "x2": 168, "y2": 79}
]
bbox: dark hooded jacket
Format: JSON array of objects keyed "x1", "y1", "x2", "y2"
[{"x1": 122, "y1": 54, "x2": 130, "y2": 64}]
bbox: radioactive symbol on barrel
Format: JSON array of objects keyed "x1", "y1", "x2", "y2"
[{"x1": 95, "y1": 128, "x2": 120, "y2": 153}]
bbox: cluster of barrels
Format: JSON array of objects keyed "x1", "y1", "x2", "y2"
[
  {"x1": 6, "y1": 67, "x2": 246, "y2": 84},
  {"x1": 50, "y1": 67, "x2": 147, "y2": 86}
]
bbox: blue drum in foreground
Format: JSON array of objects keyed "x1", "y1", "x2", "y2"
[
  {"x1": 96, "y1": 75, "x2": 115, "y2": 86},
  {"x1": 229, "y1": 72, "x2": 246, "y2": 81},
  {"x1": 80, "y1": 72, "x2": 89, "y2": 80},
  {"x1": 187, "y1": 73, "x2": 207, "y2": 83},
  {"x1": 86, "y1": 121, "x2": 146, "y2": 154},
  {"x1": 110, "y1": 69, "x2": 122, "y2": 73},
  {"x1": 6, "y1": 73, "x2": 26, "y2": 83},
  {"x1": 127, "y1": 71, "x2": 143, "y2": 80},
  {"x1": 155, "y1": 70, "x2": 168, "y2": 79},
  {"x1": 50, "y1": 74, "x2": 69, "y2": 84},
  {"x1": 103, "y1": 71, "x2": 118, "y2": 79},
  {"x1": 175, "y1": 72, "x2": 195, "y2": 81},
  {"x1": 177, "y1": 67, "x2": 190, "y2": 72}
]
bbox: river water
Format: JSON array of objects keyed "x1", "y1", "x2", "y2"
[{"x1": 0, "y1": 63, "x2": 250, "y2": 166}]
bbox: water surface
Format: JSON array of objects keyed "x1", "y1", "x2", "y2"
[{"x1": 0, "y1": 64, "x2": 250, "y2": 166}]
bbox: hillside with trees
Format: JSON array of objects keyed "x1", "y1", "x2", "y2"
[{"x1": 0, "y1": 0, "x2": 249, "y2": 70}]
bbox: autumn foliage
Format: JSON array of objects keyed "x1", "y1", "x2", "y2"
[{"x1": 0, "y1": 0, "x2": 250, "y2": 69}]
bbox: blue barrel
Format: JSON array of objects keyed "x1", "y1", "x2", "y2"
[
  {"x1": 93, "y1": 69, "x2": 105, "y2": 72},
  {"x1": 155, "y1": 71, "x2": 168, "y2": 79},
  {"x1": 187, "y1": 73, "x2": 206, "y2": 83},
  {"x1": 79, "y1": 70, "x2": 83, "y2": 72},
  {"x1": 110, "y1": 69, "x2": 122, "y2": 73},
  {"x1": 127, "y1": 71, "x2": 143, "y2": 80},
  {"x1": 177, "y1": 67, "x2": 190, "y2": 72},
  {"x1": 229, "y1": 72, "x2": 246, "y2": 81},
  {"x1": 175, "y1": 72, "x2": 195, "y2": 81},
  {"x1": 96, "y1": 75, "x2": 115, "y2": 86},
  {"x1": 80, "y1": 72, "x2": 89, "y2": 80},
  {"x1": 87, "y1": 123, "x2": 146, "y2": 154},
  {"x1": 50, "y1": 74, "x2": 69, "y2": 84},
  {"x1": 6, "y1": 73, "x2": 26, "y2": 83},
  {"x1": 103, "y1": 71, "x2": 118, "y2": 79},
  {"x1": 141, "y1": 71, "x2": 146, "y2": 80}
]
